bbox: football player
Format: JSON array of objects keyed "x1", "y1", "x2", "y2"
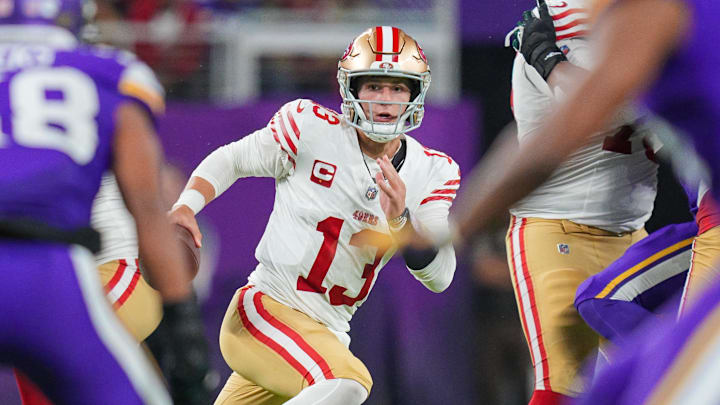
[
  {"x1": 440, "y1": 0, "x2": 720, "y2": 402},
  {"x1": 0, "y1": 1, "x2": 207, "y2": 404},
  {"x1": 170, "y1": 26, "x2": 460, "y2": 404},
  {"x1": 497, "y1": 0, "x2": 659, "y2": 403},
  {"x1": 451, "y1": 0, "x2": 719, "y2": 241}
]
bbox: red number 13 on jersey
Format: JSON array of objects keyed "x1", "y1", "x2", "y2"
[{"x1": 296, "y1": 216, "x2": 392, "y2": 306}]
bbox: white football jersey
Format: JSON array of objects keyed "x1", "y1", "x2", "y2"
[
  {"x1": 91, "y1": 174, "x2": 138, "y2": 265},
  {"x1": 220, "y1": 100, "x2": 462, "y2": 337},
  {"x1": 509, "y1": 0, "x2": 658, "y2": 233}
]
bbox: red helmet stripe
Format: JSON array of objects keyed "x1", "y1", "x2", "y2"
[
  {"x1": 375, "y1": 26, "x2": 383, "y2": 61},
  {"x1": 392, "y1": 27, "x2": 400, "y2": 62}
]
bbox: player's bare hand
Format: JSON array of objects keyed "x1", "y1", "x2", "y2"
[
  {"x1": 375, "y1": 155, "x2": 406, "y2": 220},
  {"x1": 168, "y1": 205, "x2": 203, "y2": 248}
]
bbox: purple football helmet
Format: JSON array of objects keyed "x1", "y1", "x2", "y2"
[{"x1": 0, "y1": 0, "x2": 85, "y2": 34}]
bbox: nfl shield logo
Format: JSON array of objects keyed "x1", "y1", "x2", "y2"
[
  {"x1": 365, "y1": 185, "x2": 378, "y2": 201},
  {"x1": 557, "y1": 243, "x2": 570, "y2": 255}
]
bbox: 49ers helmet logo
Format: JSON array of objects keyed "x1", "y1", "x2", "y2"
[
  {"x1": 416, "y1": 41, "x2": 427, "y2": 63},
  {"x1": 340, "y1": 41, "x2": 354, "y2": 61}
]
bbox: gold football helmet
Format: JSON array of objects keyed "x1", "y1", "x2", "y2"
[{"x1": 337, "y1": 26, "x2": 431, "y2": 143}]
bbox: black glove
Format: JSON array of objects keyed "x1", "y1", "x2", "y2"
[
  {"x1": 507, "y1": 0, "x2": 567, "y2": 80},
  {"x1": 147, "y1": 295, "x2": 212, "y2": 405}
]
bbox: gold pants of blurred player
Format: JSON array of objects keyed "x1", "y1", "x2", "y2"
[
  {"x1": 505, "y1": 216, "x2": 646, "y2": 396},
  {"x1": 215, "y1": 285, "x2": 372, "y2": 405},
  {"x1": 679, "y1": 226, "x2": 720, "y2": 312},
  {"x1": 98, "y1": 258, "x2": 163, "y2": 342}
]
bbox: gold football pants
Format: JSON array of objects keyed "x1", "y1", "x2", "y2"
[
  {"x1": 215, "y1": 285, "x2": 372, "y2": 405},
  {"x1": 505, "y1": 216, "x2": 646, "y2": 396},
  {"x1": 98, "y1": 258, "x2": 162, "y2": 342},
  {"x1": 679, "y1": 226, "x2": 720, "y2": 313}
]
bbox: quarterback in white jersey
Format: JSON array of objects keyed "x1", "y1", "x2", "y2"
[{"x1": 171, "y1": 26, "x2": 459, "y2": 405}]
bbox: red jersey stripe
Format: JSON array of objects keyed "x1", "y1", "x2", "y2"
[
  {"x1": 254, "y1": 291, "x2": 335, "y2": 380},
  {"x1": 237, "y1": 288, "x2": 315, "y2": 385},
  {"x1": 430, "y1": 189, "x2": 457, "y2": 195},
  {"x1": 518, "y1": 219, "x2": 551, "y2": 390},
  {"x1": 444, "y1": 179, "x2": 461, "y2": 186},
  {"x1": 104, "y1": 259, "x2": 128, "y2": 292},
  {"x1": 420, "y1": 196, "x2": 454, "y2": 205},
  {"x1": 269, "y1": 120, "x2": 296, "y2": 167},
  {"x1": 375, "y1": 26, "x2": 383, "y2": 61},
  {"x1": 276, "y1": 114, "x2": 298, "y2": 156},
  {"x1": 551, "y1": 8, "x2": 586, "y2": 20},
  {"x1": 114, "y1": 268, "x2": 141, "y2": 309},
  {"x1": 555, "y1": 30, "x2": 588, "y2": 40},
  {"x1": 284, "y1": 108, "x2": 301, "y2": 141},
  {"x1": 554, "y1": 18, "x2": 588, "y2": 32}
]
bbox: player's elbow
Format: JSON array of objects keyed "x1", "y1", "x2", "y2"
[
  {"x1": 426, "y1": 274, "x2": 453, "y2": 293},
  {"x1": 413, "y1": 255, "x2": 456, "y2": 293}
]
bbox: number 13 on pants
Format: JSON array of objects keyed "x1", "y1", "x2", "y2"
[{"x1": 296, "y1": 216, "x2": 392, "y2": 306}]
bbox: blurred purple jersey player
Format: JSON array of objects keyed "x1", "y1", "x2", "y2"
[
  {"x1": 0, "y1": 1, "x2": 204, "y2": 404},
  {"x1": 574, "y1": 277, "x2": 720, "y2": 405},
  {"x1": 574, "y1": 222, "x2": 696, "y2": 345}
]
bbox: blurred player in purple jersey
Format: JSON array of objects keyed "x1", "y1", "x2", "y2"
[
  {"x1": 574, "y1": 277, "x2": 720, "y2": 405},
  {"x1": 0, "y1": 1, "x2": 209, "y2": 404},
  {"x1": 574, "y1": 221, "x2": 696, "y2": 346}
]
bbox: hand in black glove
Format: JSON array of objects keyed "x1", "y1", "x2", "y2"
[
  {"x1": 147, "y1": 296, "x2": 212, "y2": 405},
  {"x1": 505, "y1": 0, "x2": 567, "y2": 80}
]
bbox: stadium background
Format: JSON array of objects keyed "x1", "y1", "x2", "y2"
[{"x1": 0, "y1": 1, "x2": 692, "y2": 403}]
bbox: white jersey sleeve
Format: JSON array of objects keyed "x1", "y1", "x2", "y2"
[
  {"x1": 191, "y1": 101, "x2": 303, "y2": 197},
  {"x1": 509, "y1": 6, "x2": 658, "y2": 233},
  {"x1": 405, "y1": 143, "x2": 461, "y2": 292}
]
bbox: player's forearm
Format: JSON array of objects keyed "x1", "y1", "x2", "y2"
[
  {"x1": 190, "y1": 143, "x2": 241, "y2": 202},
  {"x1": 135, "y1": 205, "x2": 193, "y2": 302},
  {"x1": 545, "y1": 61, "x2": 588, "y2": 96},
  {"x1": 408, "y1": 243, "x2": 456, "y2": 293},
  {"x1": 401, "y1": 204, "x2": 456, "y2": 292}
]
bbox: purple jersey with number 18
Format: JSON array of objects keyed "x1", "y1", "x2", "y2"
[
  {"x1": 0, "y1": 35, "x2": 163, "y2": 230},
  {"x1": 0, "y1": 20, "x2": 169, "y2": 405}
]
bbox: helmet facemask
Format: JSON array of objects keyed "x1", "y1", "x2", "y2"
[{"x1": 337, "y1": 26, "x2": 431, "y2": 143}]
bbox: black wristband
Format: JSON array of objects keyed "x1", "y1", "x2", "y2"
[
  {"x1": 402, "y1": 244, "x2": 439, "y2": 270},
  {"x1": 530, "y1": 43, "x2": 567, "y2": 80}
]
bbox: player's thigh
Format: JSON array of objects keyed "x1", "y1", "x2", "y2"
[
  {"x1": 215, "y1": 371, "x2": 289, "y2": 405},
  {"x1": 98, "y1": 259, "x2": 163, "y2": 342},
  {"x1": 219, "y1": 286, "x2": 372, "y2": 399},
  {"x1": 0, "y1": 244, "x2": 168, "y2": 405},
  {"x1": 684, "y1": 226, "x2": 720, "y2": 307},
  {"x1": 505, "y1": 218, "x2": 634, "y2": 394}
]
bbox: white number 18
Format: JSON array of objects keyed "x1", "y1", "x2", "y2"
[{"x1": 1, "y1": 67, "x2": 100, "y2": 165}]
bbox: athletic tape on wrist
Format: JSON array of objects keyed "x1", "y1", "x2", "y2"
[{"x1": 172, "y1": 189, "x2": 206, "y2": 215}]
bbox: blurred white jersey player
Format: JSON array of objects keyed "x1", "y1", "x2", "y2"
[
  {"x1": 92, "y1": 174, "x2": 163, "y2": 340},
  {"x1": 171, "y1": 26, "x2": 459, "y2": 404},
  {"x1": 504, "y1": 1, "x2": 658, "y2": 404}
]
